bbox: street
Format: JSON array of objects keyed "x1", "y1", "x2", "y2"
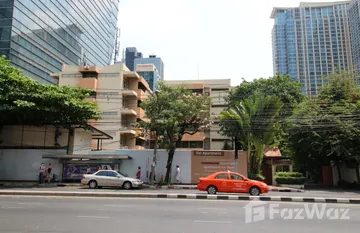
[
  {"x1": 0, "y1": 196, "x2": 359, "y2": 232},
  {"x1": 1, "y1": 186, "x2": 360, "y2": 198}
]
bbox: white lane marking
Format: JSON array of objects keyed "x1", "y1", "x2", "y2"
[
  {"x1": 2, "y1": 207, "x2": 24, "y2": 209},
  {"x1": 197, "y1": 207, "x2": 227, "y2": 211},
  {"x1": 17, "y1": 202, "x2": 44, "y2": 205},
  {"x1": 76, "y1": 216, "x2": 109, "y2": 219},
  {"x1": 194, "y1": 220, "x2": 232, "y2": 224}
]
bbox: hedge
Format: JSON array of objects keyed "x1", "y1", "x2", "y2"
[
  {"x1": 248, "y1": 173, "x2": 265, "y2": 181},
  {"x1": 275, "y1": 172, "x2": 306, "y2": 185}
]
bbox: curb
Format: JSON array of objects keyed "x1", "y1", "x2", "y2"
[{"x1": 0, "y1": 191, "x2": 358, "y2": 204}]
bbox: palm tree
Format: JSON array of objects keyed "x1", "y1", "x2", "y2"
[{"x1": 220, "y1": 93, "x2": 283, "y2": 175}]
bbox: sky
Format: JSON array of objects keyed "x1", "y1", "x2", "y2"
[{"x1": 118, "y1": 0, "x2": 344, "y2": 86}]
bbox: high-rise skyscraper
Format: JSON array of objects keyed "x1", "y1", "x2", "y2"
[
  {"x1": 271, "y1": 1, "x2": 353, "y2": 96},
  {"x1": 349, "y1": 0, "x2": 360, "y2": 78},
  {"x1": 125, "y1": 47, "x2": 143, "y2": 71},
  {"x1": 0, "y1": 0, "x2": 119, "y2": 84}
]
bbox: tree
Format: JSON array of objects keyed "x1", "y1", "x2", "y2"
[
  {"x1": 0, "y1": 56, "x2": 101, "y2": 128},
  {"x1": 136, "y1": 82, "x2": 211, "y2": 184},
  {"x1": 220, "y1": 93, "x2": 283, "y2": 175},
  {"x1": 287, "y1": 70, "x2": 360, "y2": 183},
  {"x1": 220, "y1": 74, "x2": 305, "y2": 157}
]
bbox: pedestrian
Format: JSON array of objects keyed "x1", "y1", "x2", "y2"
[
  {"x1": 153, "y1": 170, "x2": 156, "y2": 182},
  {"x1": 176, "y1": 165, "x2": 180, "y2": 184},
  {"x1": 136, "y1": 166, "x2": 141, "y2": 179},
  {"x1": 39, "y1": 163, "x2": 45, "y2": 184},
  {"x1": 46, "y1": 163, "x2": 52, "y2": 184},
  {"x1": 86, "y1": 166, "x2": 91, "y2": 174},
  {"x1": 98, "y1": 166, "x2": 102, "y2": 171}
]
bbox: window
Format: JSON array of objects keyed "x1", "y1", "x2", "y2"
[
  {"x1": 107, "y1": 171, "x2": 119, "y2": 177},
  {"x1": 276, "y1": 165, "x2": 290, "y2": 172},
  {"x1": 96, "y1": 171, "x2": 108, "y2": 176},
  {"x1": 230, "y1": 174, "x2": 244, "y2": 180},
  {"x1": 215, "y1": 173, "x2": 228, "y2": 180}
]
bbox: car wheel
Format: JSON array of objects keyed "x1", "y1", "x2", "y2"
[
  {"x1": 249, "y1": 186, "x2": 261, "y2": 196},
  {"x1": 123, "y1": 181, "x2": 132, "y2": 190},
  {"x1": 207, "y1": 185, "x2": 217, "y2": 194},
  {"x1": 88, "y1": 180, "x2": 98, "y2": 189}
]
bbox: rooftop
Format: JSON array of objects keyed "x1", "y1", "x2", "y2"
[{"x1": 270, "y1": 1, "x2": 351, "y2": 18}]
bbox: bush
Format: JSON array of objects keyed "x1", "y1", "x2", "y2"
[
  {"x1": 275, "y1": 172, "x2": 305, "y2": 185},
  {"x1": 275, "y1": 172, "x2": 304, "y2": 178},
  {"x1": 248, "y1": 173, "x2": 265, "y2": 181}
]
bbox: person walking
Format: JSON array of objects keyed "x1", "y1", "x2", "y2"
[
  {"x1": 39, "y1": 163, "x2": 45, "y2": 184},
  {"x1": 175, "y1": 165, "x2": 180, "y2": 184},
  {"x1": 86, "y1": 166, "x2": 91, "y2": 174},
  {"x1": 136, "y1": 166, "x2": 141, "y2": 180},
  {"x1": 46, "y1": 163, "x2": 52, "y2": 184}
]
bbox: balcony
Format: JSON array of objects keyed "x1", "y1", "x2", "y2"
[
  {"x1": 79, "y1": 77, "x2": 98, "y2": 90},
  {"x1": 121, "y1": 107, "x2": 137, "y2": 116},
  {"x1": 136, "y1": 107, "x2": 147, "y2": 121},
  {"x1": 119, "y1": 125, "x2": 136, "y2": 135},
  {"x1": 136, "y1": 89, "x2": 148, "y2": 101},
  {"x1": 138, "y1": 76, "x2": 152, "y2": 93},
  {"x1": 122, "y1": 89, "x2": 138, "y2": 97},
  {"x1": 123, "y1": 71, "x2": 139, "y2": 79}
]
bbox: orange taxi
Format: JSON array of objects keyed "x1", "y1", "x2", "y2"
[{"x1": 197, "y1": 171, "x2": 269, "y2": 196}]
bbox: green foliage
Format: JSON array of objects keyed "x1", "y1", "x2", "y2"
[
  {"x1": 275, "y1": 172, "x2": 306, "y2": 185},
  {"x1": 287, "y1": 70, "x2": 360, "y2": 182},
  {"x1": 0, "y1": 56, "x2": 101, "y2": 126},
  {"x1": 275, "y1": 172, "x2": 304, "y2": 178},
  {"x1": 247, "y1": 173, "x2": 265, "y2": 181},
  {"x1": 220, "y1": 93, "x2": 283, "y2": 174},
  {"x1": 275, "y1": 176, "x2": 306, "y2": 185},
  {"x1": 133, "y1": 81, "x2": 212, "y2": 183}
]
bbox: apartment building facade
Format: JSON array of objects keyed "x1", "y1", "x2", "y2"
[
  {"x1": 164, "y1": 79, "x2": 232, "y2": 150},
  {"x1": 271, "y1": 1, "x2": 353, "y2": 96},
  {"x1": 56, "y1": 63, "x2": 152, "y2": 150}
]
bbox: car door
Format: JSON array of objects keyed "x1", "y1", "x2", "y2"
[
  {"x1": 106, "y1": 171, "x2": 121, "y2": 187},
  {"x1": 94, "y1": 171, "x2": 108, "y2": 186},
  {"x1": 214, "y1": 173, "x2": 232, "y2": 192},
  {"x1": 229, "y1": 173, "x2": 247, "y2": 193}
]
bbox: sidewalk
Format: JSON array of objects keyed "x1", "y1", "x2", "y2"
[
  {"x1": 0, "y1": 189, "x2": 358, "y2": 204},
  {"x1": 0, "y1": 182, "x2": 304, "y2": 192}
]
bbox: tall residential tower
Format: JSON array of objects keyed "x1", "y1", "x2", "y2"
[
  {"x1": 0, "y1": 0, "x2": 119, "y2": 84},
  {"x1": 271, "y1": 1, "x2": 353, "y2": 96}
]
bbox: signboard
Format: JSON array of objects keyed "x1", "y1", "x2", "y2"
[
  {"x1": 191, "y1": 151, "x2": 247, "y2": 183},
  {"x1": 63, "y1": 164, "x2": 112, "y2": 180}
]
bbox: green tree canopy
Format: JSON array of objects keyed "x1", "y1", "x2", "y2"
[
  {"x1": 135, "y1": 82, "x2": 211, "y2": 183},
  {"x1": 287, "y1": 70, "x2": 360, "y2": 182},
  {"x1": 0, "y1": 56, "x2": 101, "y2": 127}
]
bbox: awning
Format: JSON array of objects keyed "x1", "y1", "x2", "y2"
[
  {"x1": 42, "y1": 154, "x2": 132, "y2": 160},
  {"x1": 75, "y1": 125, "x2": 113, "y2": 140}
]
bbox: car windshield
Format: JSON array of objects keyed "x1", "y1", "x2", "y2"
[{"x1": 117, "y1": 172, "x2": 126, "y2": 177}]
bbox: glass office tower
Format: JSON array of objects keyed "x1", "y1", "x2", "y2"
[
  {"x1": 349, "y1": 0, "x2": 360, "y2": 80},
  {"x1": 271, "y1": 2, "x2": 353, "y2": 96},
  {"x1": 0, "y1": 0, "x2": 119, "y2": 84}
]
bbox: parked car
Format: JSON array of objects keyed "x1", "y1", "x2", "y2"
[
  {"x1": 197, "y1": 171, "x2": 269, "y2": 195},
  {"x1": 81, "y1": 170, "x2": 143, "y2": 190}
]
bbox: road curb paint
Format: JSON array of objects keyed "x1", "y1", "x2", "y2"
[
  {"x1": 0, "y1": 191, "x2": 358, "y2": 204},
  {"x1": 0, "y1": 183, "x2": 305, "y2": 192}
]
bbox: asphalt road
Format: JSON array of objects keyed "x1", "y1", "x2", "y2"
[
  {"x1": 0, "y1": 196, "x2": 359, "y2": 233},
  {"x1": 1, "y1": 186, "x2": 360, "y2": 198}
]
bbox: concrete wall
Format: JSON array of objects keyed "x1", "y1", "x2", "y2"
[
  {"x1": 118, "y1": 149, "x2": 191, "y2": 183},
  {"x1": 0, "y1": 125, "x2": 69, "y2": 148},
  {"x1": 332, "y1": 163, "x2": 360, "y2": 185},
  {"x1": 0, "y1": 149, "x2": 65, "y2": 181}
]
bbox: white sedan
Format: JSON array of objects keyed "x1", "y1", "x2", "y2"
[{"x1": 81, "y1": 170, "x2": 143, "y2": 190}]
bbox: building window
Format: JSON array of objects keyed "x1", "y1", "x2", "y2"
[{"x1": 102, "y1": 111, "x2": 118, "y2": 116}]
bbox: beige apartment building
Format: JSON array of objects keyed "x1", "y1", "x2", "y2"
[
  {"x1": 54, "y1": 63, "x2": 152, "y2": 151},
  {"x1": 164, "y1": 79, "x2": 232, "y2": 150}
]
